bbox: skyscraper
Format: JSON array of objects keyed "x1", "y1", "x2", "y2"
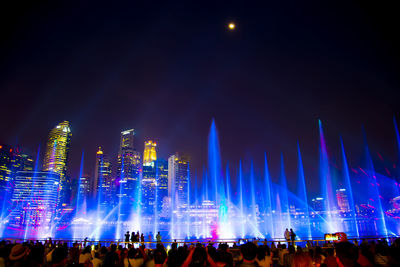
[
  {"x1": 142, "y1": 165, "x2": 156, "y2": 214},
  {"x1": 42, "y1": 121, "x2": 72, "y2": 208},
  {"x1": 155, "y1": 159, "x2": 168, "y2": 211},
  {"x1": 168, "y1": 153, "x2": 189, "y2": 209},
  {"x1": 336, "y1": 188, "x2": 350, "y2": 212},
  {"x1": 93, "y1": 147, "x2": 113, "y2": 206},
  {"x1": 143, "y1": 140, "x2": 157, "y2": 166},
  {"x1": 117, "y1": 129, "x2": 141, "y2": 218},
  {"x1": 0, "y1": 145, "x2": 34, "y2": 215},
  {"x1": 10, "y1": 171, "x2": 60, "y2": 226}
]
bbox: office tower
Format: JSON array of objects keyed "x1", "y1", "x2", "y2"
[
  {"x1": 93, "y1": 147, "x2": 113, "y2": 206},
  {"x1": 168, "y1": 153, "x2": 189, "y2": 209},
  {"x1": 142, "y1": 164, "x2": 156, "y2": 214},
  {"x1": 336, "y1": 188, "x2": 350, "y2": 212},
  {"x1": 117, "y1": 129, "x2": 141, "y2": 218},
  {"x1": 42, "y1": 121, "x2": 72, "y2": 208},
  {"x1": 9, "y1": 171, "x2": 60, "y2": 226},
  {"x1": 78, "y1": 174, "x2": 91, "y2": 202},
  {"x1": 143, "y1": 140, "x2": 157, "y2": 166},
  {"x1": 0, "y1": 145, "x2": 34, "y2": 211},
  {"x1": 155, "y1": 159, "x2": 168, "y2": 211}
]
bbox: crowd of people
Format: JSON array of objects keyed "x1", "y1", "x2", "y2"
[{"x1": 0, "y1": 236, "x2": 399, "y2": 267}]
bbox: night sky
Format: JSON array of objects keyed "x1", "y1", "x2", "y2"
[{"x1": 1, "y1": 1, "x2": 399, "y2": 195}]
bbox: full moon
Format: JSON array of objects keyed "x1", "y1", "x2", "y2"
[{"x1": 228, "y1": 23, "x2": 236, "y2": 30}]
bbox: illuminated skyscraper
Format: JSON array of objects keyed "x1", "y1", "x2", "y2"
[
  {"x1": 93, "y1": 147, "x2": 113, "y2": 206},
  {"x1": 155, "y1": 159, "x2": 168, "y2": 211},
  {"x1": 0, "y1": 145, "x2": 34, "y2": 215},
  {"x1": 42, "y1": 121, "x2": 72, "y2": 208},
  {"x1": 142, "y1": 165, "x2": 156, "y2": 214},
  {"x1": 168, "y1": 153, "x2": 189, "y2": 208},
  {"x1": 9, "y1": 171, "x2": 60, "y2": 226},
  {"x1": 117, "y1": 129, "x2": 141, "y2": 218},
  {"x1": 143, "y1": 140, "x2": 157, "y2": 166},
  {"x1": 336, "y1": 188, "x2": 350, "y2": 212}
]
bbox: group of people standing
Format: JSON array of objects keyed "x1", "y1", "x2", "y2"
[
  {"x1": 124, "y1": 231, "x2": 162, "y2": 245},
  {"x1": 283, "y1": 229, "x2": 296, "y2": 245}
]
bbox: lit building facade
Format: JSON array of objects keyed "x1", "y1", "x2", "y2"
[
  {"x1": 0, "y1": 145, "x2": 34, "y2": 213},
  {"x1": 155, "y1": 159, "x2": 168, "y2": 211},
  {"x1": 168, "y1": 153, "x2": 189, "y2": 209},
  {"x1": 142, "y1": 165, "x2": 156, "y2": 214},
  {"x1": 42, "y1": 121, "x2": 72, "y2": 208},
  {"x1": 336, "y1": 188, "x2": 350, "y2": 212},
  {"x1": 94, "y1": 147, "x2": 113, "y2": 206},
  {"x1": 117, "y1": 129, "x2": 141, "y2": 218},
  {"x1": 9, "y1": 171, "x2": 60, "y2": 226},
  {"x1": 78, "y1": 174, "x2": 91, "y2": 203},
  {"x1": 143, "y1": 140, "x2": 157, "y2": 166}
]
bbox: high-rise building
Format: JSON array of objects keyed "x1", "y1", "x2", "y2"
[
  {"x1": 143, "y1": 141, "x2": 157, "y2": 166},
  {"x1": 93, "y1": 147, "x2": 113, "y2": 206},
  {"x1": 155, "y1": 159, "x2": 168, "y2": 211},
  {"x1": 78, "y1": 174, "x2": 91, "y2": 203},
  {"x1": 42, "y1": 121, "x2": 72, "y2": 208},
  {"x1": 336, "y1": 188, "x2": 350, "y2": 212},
  {"x1": 168, "y1": 153, "x2": 189, "y2": 209},
  {"x1": 9, "y1": 171, "x2": 60, "y2": 226},
  {"x1": 0, "y1": 145, "x2": 34, "y2": 213},
  {"x1": 117, "y1": 129, "x2": 141, "y2": 219},
  {"x1": 142, "y1": 165, "x2": 156, "y2": 214}
]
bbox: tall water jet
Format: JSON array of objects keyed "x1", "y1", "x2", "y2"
[
  {"x1": 23, "y1": 146, "x2": 41, "y2": 240},
  {"x1": 318, "y1": 120, "x2": 337, "y2": 232},
  {"x1": 238, "y1": 160, "x2": 245, "y2": 238},
  {"x1": 297, "y1": 144, "x2": 312, "y2": 239},
  {"x1": 263, "y1": 153, "x2": 275, "y2": 238},
  {"x1": 225, "y1": 164, "x2": 232, "y2": 223},
  {"x1": 393, "y1": 117, "x2": 400, "y2": 195},
  {"x1": 208, "y1": 119, "x2": 232, "y2": 238},
  {"x1": 340, "y1": 138, "x2": 359, "y2": 237},
  {"x1": 73, "y1": 151, "x2": 85, "y2": 240},
  {"x1": 186, "y1": 163, "x2": 190, "y2": 238},
  {"x1": 208, "y1": 119, "x2": 221, "y2": 205},
  {"x1": 279, "y1": 154, "x2": 292, "y2": 230},
  {"x1": 250, "y1": 162, "x2": 261, "y2": 237},
  {"x1": 363, "y1": 134, "x2": 388, "y2": 237}
]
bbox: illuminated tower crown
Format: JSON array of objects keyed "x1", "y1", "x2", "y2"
[{"x1": 143, "y1": 140, "x2": 157, "y2": 166}]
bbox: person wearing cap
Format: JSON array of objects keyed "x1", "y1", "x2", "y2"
[{"x1": 9, "y1": 244, "x2": 29, "y2": 266}]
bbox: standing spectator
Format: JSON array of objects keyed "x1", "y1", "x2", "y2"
[
  {"x1": 92, "y1": 252, "x2": 103, "y2": 267},
  {"x1": 289, "y1": 229, "x2": 296, "y2": 246},
  {"x1": 255, "y1": 245, "x2": 272, "y2": 267},
  {"x1": 284, "y1": 229, "x2": 290, "y2": 245},
  {"x1": 141, "y1": 233, "x2": 145, "y2": 245},
  {"x1": 156, "y1": 232, "x2": 162, "y2": 244},
  {"x1": 131, "y1": 232, "x2": 135, "y2": 243},
  {"x1": 69, "y1": 242, "x2": 80, "y2": 265},
  {"x1": 324, "y1": 248, "x2": 338, "y2": 267},
  {"x1": 79, "y1": 246, "x2": 93, "y2": 265},
  {"x1": 125, "y1": 231, "x2": 130, "y2": 246},
  {"x1": 283, "y1": 245, "x2": 295, "y2": 267},
  {"x1": 136, "y1": 232, "x2": 140, "y2": 243},
  {"x1": 335, "y1": 242, "x2": 359, "y2": 267},
  {"x1": 104, "y1": 244, "x2": 119, "y2": 267},
  {"x1": 292, "y1": 251, "x2": 313, "y2": 267},
  {"x1": 237, "y1": 242, "x2": 258, "y2": 267},
  {"x1": 278, "y1": 244, "x2": 288, "y2": 267},
  {"x1": 8, "y1": 244, "x2": 29, "y2": 266}
]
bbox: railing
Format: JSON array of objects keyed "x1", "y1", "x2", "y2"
[{"x1": 1, "y1": 235, "x2": 397, "y2": 248}]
